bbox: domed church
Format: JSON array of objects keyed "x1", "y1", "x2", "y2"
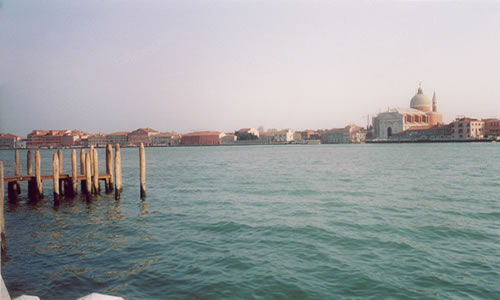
[{"x1": 372, "y1": 86, "x2": 443, "y2": 139}]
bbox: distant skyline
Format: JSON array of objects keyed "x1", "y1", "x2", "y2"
[{"x1": 1, "y1": 0, "x2": 499, "y2": 137}]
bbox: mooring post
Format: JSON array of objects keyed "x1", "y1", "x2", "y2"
[
  {"x1": 93, "y1": 148, "x2": 99, "y2": 194},
  {"x1": 15, "y1": 150, "x2": 21, "y2": 193},
  {"x1": 114, "y1": 144, "x2": 122, "y2": 200},
  {"x1": 140, "y1": 143, "x2": 146, "y2": 199},
  {"x1": 80, "y1": 148, "x2": 85, "y2": 192},
  {"x1": 52, "y1": 153, "x2": 60, "y2": 200},
  {"x1": 85, "y1": 153, "x2": 91, "y2": 195},
  {"x1": 57, "y1": 149, "x2": 63, "y2": 174},
  {"x1": 71, "y1": 149, "x2": 78, "y2": 196},
  {"x1": 1, "y1": 161, "x2": 6, "y2": 254},
  {"x1": 57, "y1": 149, "x2": 63, "y2": 195},
  {"x1": 105, "y1": 144, "x2": 114, "y2": 193},
  {"x1": 35, "y1": 150, "x2": 43, "y2": 199},
  {"x1": 90, "y1": 145, "x2": 95, "y2": 177},
  {"x1": 27, "y1": 150, "x2": 33, "y2": 176},
  {"x1": 27, "y1": 150, "x2": 35, "y2": 198},
  {"x1": 9, "y1": 150, "x2": 21, "y2": 199}
]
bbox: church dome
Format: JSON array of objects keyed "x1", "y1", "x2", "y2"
[{"x1": 410, "y1": 87, "x2": 431, "y2": 112}]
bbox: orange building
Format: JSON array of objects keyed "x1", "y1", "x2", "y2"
[
  {"x1": 483, "y1": 119, "x2": 500, "y2": 138},
  {"x1": 181, "y1": 131, "x2": 225, "y2": 145}
]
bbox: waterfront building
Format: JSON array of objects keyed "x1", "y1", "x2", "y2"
[
  {"x1": 483, "y1": 118, "x2": 500, "y2": 138},
  {"x1": 273, "y1": 129, "x2": 294, "y2": 143},
  {"x1": 344, "y1": 125, "x2": 366, "y2": 143},
  {"x1": 372, "y1": 87, "x2": 443, "y2": 139},
  {"x1": 221, "y1": 133, "x2": 236, "y2": 144},
  {"x1": 106, "y1": 132, "x2": 129, "y2": 146},
  {"x1": 128, "y1": 128, "x2": 158, "y2": 146},
  {"x1": 0, "y1": 133, "x2": 21, "y2": 149},
  {"x1": 391, "y1": 124, "x2": 451, "y2": 141},
  {"x1": 149, "y1": 132, "x2": 173, "y2": 146},
  {"x1": 88, "y1": 134, "x2": 107, "y2": 147},
  {"x1": 235, "y1": 128, "x2": 259, "y2": 140},
  {"x1": 320, "y1": 125, "x2": 366, "y2": 144},
  {"x1": 321, "y1": 128, "x2": 344, "y2": 144},
  {"x1": 292, "y1": 132, "x2": 302, "y2": 141},
  {"x1": 300, "y1": 130, "x2": 318, "y2": 140},
  {"x1": 449, "y1": 117, "x2": 484, "y2": 139},
  {"x1": 181, "y1": 131, "x2": 225, "y2": 145},
  {"x1": 259, "y1": 132, "x2": 274, "y2": 144},
  {"x1": 26, "y1": 130, "x2": 87, "y2": 148}
]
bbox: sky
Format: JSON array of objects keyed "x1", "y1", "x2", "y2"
[{"x1": 1, "y1": 0, "x2": 499, "y2": 136}]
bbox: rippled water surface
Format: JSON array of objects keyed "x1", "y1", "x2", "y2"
[{"x1": 1, "y1": 144, "x2": 500, "y2": 299}]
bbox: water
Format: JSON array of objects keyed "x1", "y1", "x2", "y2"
[{"x1": 1, "y1": 144, "x2": 499, "y2": 299}]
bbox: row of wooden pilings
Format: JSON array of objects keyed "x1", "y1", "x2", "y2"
[{"x1": 1, "y1": 143, "x2": 147, "y2": 254}]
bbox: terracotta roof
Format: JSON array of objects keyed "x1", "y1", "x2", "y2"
[
  {"x1": 182, "y1": 131, "x2": 222, "y2": 136},
  {"x1": 108, "y1": 131, "x2": 129, "y2": 136},
  {"x1": 136, "y1": 128, "x2": 158, "y2": 133},
  {"x1": 260, "y1": 132, "x2": 274, "y2": 137},
  {"x1": 0, "y1": 133, "x2": 19, "y2": 138}
]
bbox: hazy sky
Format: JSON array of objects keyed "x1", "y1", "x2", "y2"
[{"x1": 1, "y1": 0, "x2": 499, "y2": 136}]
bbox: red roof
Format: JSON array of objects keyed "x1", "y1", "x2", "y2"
[
  {"x1": 182, "y1": 131, "x2": 222, "y2": 137},
  {"x1": 0, "y1": 133, "x2": 19, "y2": 139},
  {"x1": 260, "y1": 132, "x2": 274, "y2": 137},
  {"x1": 108, "y1": 131, "x2": 129, "y2": 136}
]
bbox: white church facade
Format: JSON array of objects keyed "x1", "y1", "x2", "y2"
[{"x1": 372, "y1": 86, "x2": 443, "y2": 139}]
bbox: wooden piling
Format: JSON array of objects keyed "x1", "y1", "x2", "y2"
[
  {"x1": 27, "y1": 150, "x2": 33, "y2": 176},
  {"x1": 57, "y1": 149, "x2": 63, "y2": 174},
  {"x1": 114, "y1": 144, "x2": 122, "y2": 200},
  {"x1": 85, "y1": 153, "x2": 91, "y2": 195},
  {"x1": 105, "y1": 144, "x2": 114, "y2": 193},
  {"x1": 80, "y1": 149, "x2": 86, "y2": 191},
  {"x1": 35, "y1": 150, "x2": 43, "y2": 198},
  {"x1": 90, "y1": 145, "x2": 95, "y2": 176},
  {"x1": 13, "y1": 150, "x2": 20, "y2": 196},
  {"x1": 92, "y1": 148, "x2": 99, "y2": 194},
  {"x1": 52, "y1": 153, "x2": 60, "y2": 200},
  {"x1": 57, "y1": 149, "x2": 63, "y2": 195},
  {"x1": 1, "y1": 161, "x2": 6, "y2": 253},
  {"x1": 71, "y1": 149, "x2": 78, "y2": 195},
  {"x1": 7, "y1": 182, "x2": 17, "y2": 201},
  {"x1": 140, "y1": 143, "x2": 146, "y2": 198}
]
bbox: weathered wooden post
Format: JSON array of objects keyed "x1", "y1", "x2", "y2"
[
  {"x1": 93, "y1": 148, "x2": 99, "y2": 194},
  {"x1": 14, "y1": 150, "x2": 21, "y2": 194},
  {"x1": 27, "y1": 150, "x2": 33, "y2": 176},
  {"x1": 105, "y1": 144, "x2": 114, "y2": 193},
  {"x1": 140, "y1": 143, "x2": 146, "y2": 199},
  {"x1": 80, "y1": 149, "x2": 86, "y2": 191},
  {"x1": 35, "y1": 150, "x2": 43, "y2": 198},
  {"x1": 8, "y1": 150, "x2": 21, "y2": 200},
  {"x1": 114, "y1": 144, "x2": 122, "y2": 200},
  {"x1": 1, "y1": 161, "x2": 6, "y2": 253},
  {"x1": 85, "y1": 153, "x2": 91, "y2": 195},
  {"x1": 27, "y1": 150, "x2": 36, "y2": 198},
  {"x1": 57, "y1": 149, "x2": 63, "y2": 174},
  {"x1": 71, "y1": 149, "x2": 78, "y2": 196},
  {"x1": 52, "y1": 153, "x2": 60, "y2": 200},
  {"x1": 57, "y1": 149, "x2": 63, "y2": 195},
  {"x1": 90, "y1": 145, "x2": 95, "y2": 176}
]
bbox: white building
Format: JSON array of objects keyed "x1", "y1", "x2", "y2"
[
  {"x1": 273, "y1": 129, "x2": 294, "y2": 143},
  {"x1": 372, "y1": 87, "x2": 443, "y2": 139}
]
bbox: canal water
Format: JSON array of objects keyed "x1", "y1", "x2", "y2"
[{"x1": 1, "y1": 144, "x2": 499, "y2": 299}]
